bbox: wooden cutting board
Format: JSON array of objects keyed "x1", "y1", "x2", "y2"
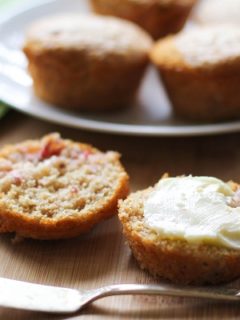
[{"x1": 0, "y1": 112, "x2": 240, "y2": 319}]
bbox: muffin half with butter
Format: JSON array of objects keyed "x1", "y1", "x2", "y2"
[
  {"x1": 23, "y1": 14, "x2": 152, "y2": 111},
  {"x1": 150, "y1": 26, "x2": 240, "y2": 122},
  {"x1": 119, "y1": 175, "x2": 240, "y2": 284}
]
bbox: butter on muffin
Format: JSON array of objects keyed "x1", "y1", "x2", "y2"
[
  {"x1": 150, "y1": 26, "x2": 240, "y2": 122},
  {"x1": 193, "y1": 0, "x2": 240, "y2": 26},
  {"x1": 91, "y1": 0, "x2": 197, "y2": 40},
  {"x1": 119, "y1": 175, "x2": 240, "y2": 285},
  {"x1": 23, "y1": 14, "x2": 152, "y2": 111},
  {"x1": 0, "y1": 133, "x2": 129, "y2": 239}
]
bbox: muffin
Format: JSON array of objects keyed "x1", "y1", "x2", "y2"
[
  {"x1": 23, "y1": 14, "x2": 152, "y2": 111},
  {"x1": 150, "y1": 26, "x2": 240, "y2": 122},
  {"x1": 91, "y1": 0, "x2": 197, "y2": 40},
  {"x1": 0, "y1": 133, "x2": 129, "y2": 239},
  {"x1": 192, "y1": 0, "x2": 240, "y2": 26},
  {"x1": 119, "y1": 175, "x2": 240, "y2": 285}
]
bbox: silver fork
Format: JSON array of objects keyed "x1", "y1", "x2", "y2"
[{"x1": 0, "y1": 277, "x2": 239, "y2": 314}]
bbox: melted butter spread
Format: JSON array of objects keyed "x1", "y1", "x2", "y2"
[
  {"x1": 175, "y1": 26, "x2": 240, "y2": 67},
  {"x1": 144, "y1": 176, "x2": 240, "y2": 249}
]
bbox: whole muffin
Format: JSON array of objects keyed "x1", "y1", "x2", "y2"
[
  {"x1": 91, "y1": 0, "x2": 197, "y2": 40},
  {"x1": 150, "y1": 26, "x2": 240, "y2": 122},
  {"x1": 0, "y1": 133, "x2": 129, "y2": 239},
  {"x1": 23, "y1": 14, "x2": 152, "y2": 111},
  {"x1": 119, "y1": 175, "x2": 240, "y2": 285},
  {"x1": 192, "y1": 0, "x2": 240, "y2": 26}
]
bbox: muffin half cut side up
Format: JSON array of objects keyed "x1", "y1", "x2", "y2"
[{"x1": 0, "y1": 133, "x2": 129, "y2": 239}]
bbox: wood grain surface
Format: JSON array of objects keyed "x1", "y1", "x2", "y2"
[{"x1": 0, "y1": 111, "x2": 240, "y2": 319}]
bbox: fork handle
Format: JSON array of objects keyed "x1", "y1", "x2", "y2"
[{"x1": 82, "y1": 283, "x2": 239, "y2": 308}]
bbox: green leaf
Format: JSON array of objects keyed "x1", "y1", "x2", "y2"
[
  {"x1": 0, "y1": 103, "x2": 9, "y2": 119},
  {"x1": 0, "y1": 0, "x2": 18, "y2": 8}
]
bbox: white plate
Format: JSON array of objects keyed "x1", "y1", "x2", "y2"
[{"x1": 1, "y1": 0, "x2": 240, "y2": 137}]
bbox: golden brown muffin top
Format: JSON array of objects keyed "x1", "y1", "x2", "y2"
[
  {"x1": 151, "y1": 26, "x2": 240, "y2": 74},
  {"x1": 24, "y1": 14, "x2": 153, "y2": 58}
]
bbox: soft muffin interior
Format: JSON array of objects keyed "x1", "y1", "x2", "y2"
[{"x1": 0, "y1": 134, "x2": 124, "y2": 220}]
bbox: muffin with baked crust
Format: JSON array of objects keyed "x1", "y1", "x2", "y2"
[
  {"x1": 91, "y1": 0, "x2": 197, "y2": 40},
  {"x1": 23, "y1": 14, "x2": 152, "y2": 111},
  {"x1": 150, "y1": 26, "x2": 240, "y2": 122},
  {"x1": 0, "y1": 133, "x2": 129, "y2": 239},
  {"x1": 118, "y1": 175, "x2": 240, "y2": 285}
]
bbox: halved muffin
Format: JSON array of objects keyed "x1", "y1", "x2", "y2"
[
  {"x1": 119, "y1": 175, "x2": 240, "y2": 284},
  {"x1": 0, "y1": 133, "x2": 129, "y2": 239}
]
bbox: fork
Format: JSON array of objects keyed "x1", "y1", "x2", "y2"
[{"x1": 0, "y1": 277, "x2": 239, "y2": 314}]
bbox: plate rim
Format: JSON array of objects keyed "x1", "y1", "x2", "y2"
[{"x1": 1, "y1": 0, "x2": 240, "y2": 137}]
